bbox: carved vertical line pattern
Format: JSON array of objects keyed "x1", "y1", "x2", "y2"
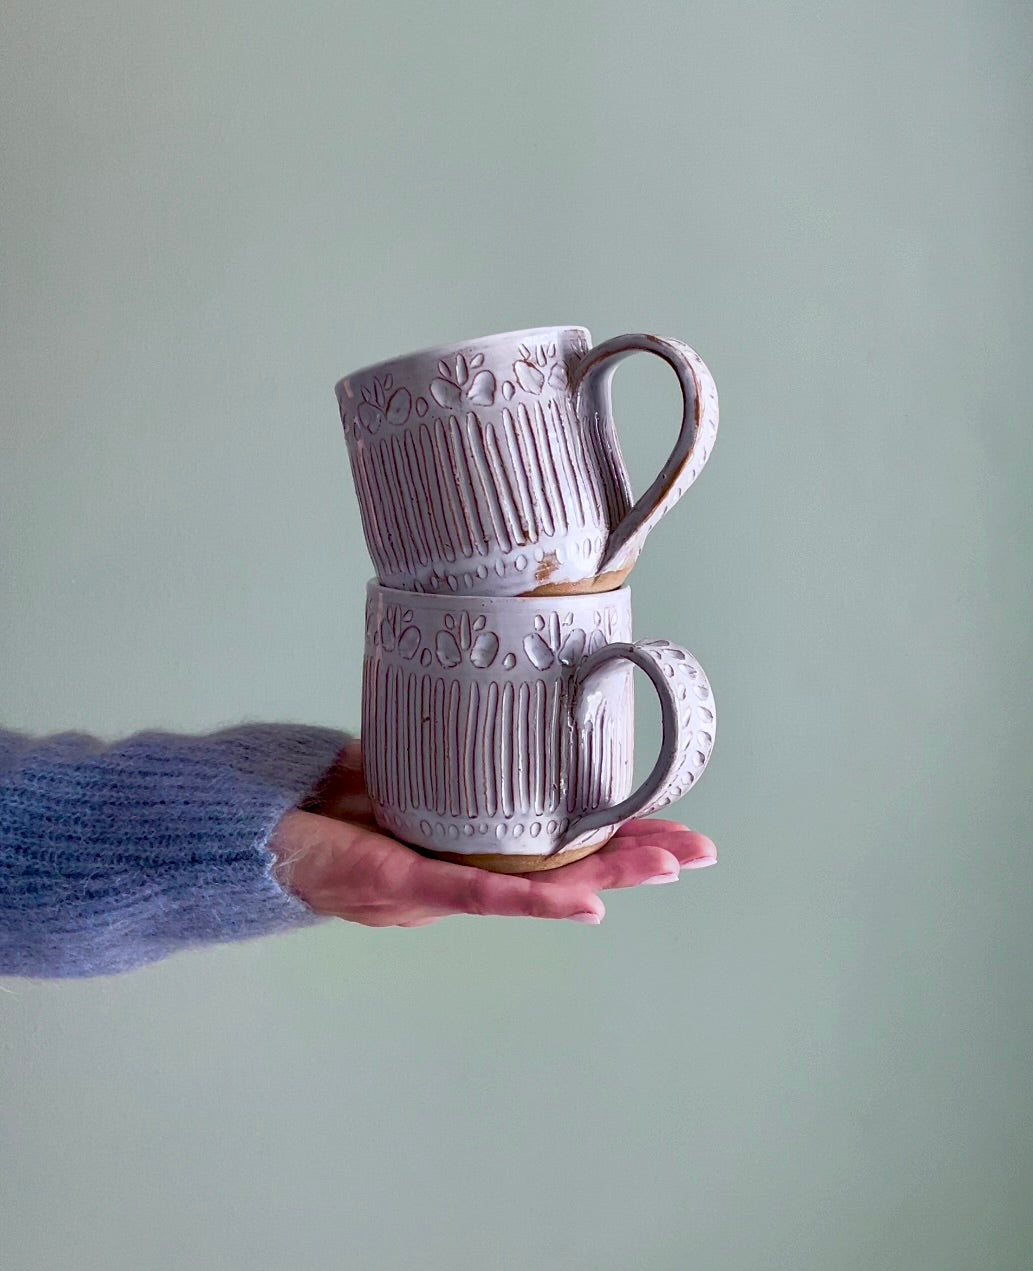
[
  {"x1": 361, "y1": 658, "x2": 375, "y2": 798},
  {"x1": 432, "y1": 677, "x2": 446, "y2": 814},
  {"x1": 420, "y1": 674, "x2": 433, "y2": 812},
  {"x1": 395, "y1": 434, "x2": 433, "y2": 567},
  {"x1": 454, "y1": 411, "x2": 490, "y2": 551},
  {"x1": 377, "y1": 659, "x2": 388, "y2": 804},
  {"x1": 353, "y1": 452, "x2": 383, "y2": 575},
  {"x1": 467, "y1": 417, "x2": 512, "y2": 554},
  {"x1": 586, "y1": 722, "x2": 598, "y2": 811},
  {"x1": 376, "y1": 655, "x2": 388, "y2": 803},
  {"x1": 500, "y1": 682, "x2": 515, "y2": 818},
  {"x1": 443, "y1": 417, "x2": 485, "y2": 558},
  {"x1": 463, "y1": 683, "x2": 478, "y2": 818},
  {"x1": 378, "y1": 443, "x2": 411, "y2": 579},
  {"x1": 397, "y1": 665, "x2": 409, "y2": 811},
  {"x1": 551, "y1": 397, "x2": 592, "y2": 527},
  {"x1": 514, "y1": 403, "x2": 553, "y2": 538},
  {"x1": 394, "y1": 665, "x2": 407, "y2": 808},
  {"x1": 405, "y1": 671, "x2": 418, "y2": 810},
  {"x1": 440, "y1": 417, "x2": 475, "y2": 560},
  {"x1": 567, "y1": 723, "x2": 580, "y2": 816},
  {"x1": 575, "y1": 719, "x2": 587, "y2": 813},
  {"x1": 394, "y1": 665, "x2": 407, "y2": 813},
  {"x1": 366, "y1": 444, "x2": 405, "y2": 578},
  {"x1": 501, "y1": 407, "x2": 537, "y2": 542},
  {"x1": 384, "y1": 437, "x2": 422, "y2": 576},
  {"x1": 354, "y1": 453, "x2": 389, "y2": 578},
  {"x1": 516, "y1": 681, "x2": 530, "y2": 813},
  {"x1": 402, "y1": 430, "x2": 434, "y2": 568},
  {"x1": 546, "y1": 397, "x2": 584, "y2": 530},
  {"x1": 430, "y1": 420, "x2": 465, "y2": 562},
  {"x1": 474, "y1": 677, "x2": 491, "y2": 817},
  {"x1": 415, "y1": 423, "x2": 451, "y2": 566},
  {"x1": 484, "y1": 680, "x2": 499, "y2": 817},
  {"x1": 532, "y1": 679, "x2": 545, "y2": 816},
  {"x1": 621, "y1": 677, "x2": 634, "y2": 794},
  {"x1": 376, "y1": 660, "x2": 388, "y2": 810},
  {"x1": 597, "y1": 408, "x2": 631, "y2": 529},
  {"x1": 383, "y1": 663, "x2": 396, "y2": 813},
  {"x1": 550, "y1": 677, "x2": 564, "y2": 815},
  {"x1": 585, "y1": 721, "x2": 596, "y2": 812},
  {"x1": 607, "y1": 696, "x2": 617, "y2": 803},
  {"x1": 530, "y1": 400, "x2": 565, "y2": 535},
  {"x1": 397, "y1": 664, "x2": 410, "y2": 812},
  {"x1": 597, "y1": 702, "x2": 610, "y2": 810},
  {"x1": 416, "y1": 423, "x2": 447, "y2": 565},
  {"x1": 484, "y1": 423, "x2": 525, "y2": 549},
  {"x1": 562, "y1": 398, "x2": 609, "y2": 527},
  {"x1": 446, "y1": 680, "x2": 461, "y2": 817}
]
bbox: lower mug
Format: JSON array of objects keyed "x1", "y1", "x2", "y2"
[{"x1": 361, "y1": 582, "x2": 716, "y2": 872}]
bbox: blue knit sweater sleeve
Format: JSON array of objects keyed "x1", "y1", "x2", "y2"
[{"x1": 0, "y1": 723, "x2": 350, "y2": 979}]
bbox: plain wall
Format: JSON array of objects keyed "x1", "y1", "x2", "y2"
[{"x1": 2, "y1": 2, "x2": 1031, "y2": 1268}]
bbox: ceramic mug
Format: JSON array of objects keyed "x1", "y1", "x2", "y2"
[
  {"x1": 361, "y1": 582, "x2": 716, "y2": 872},
  {"x1": 336, "y1": 326, "x2": 718, "y2": 598}
]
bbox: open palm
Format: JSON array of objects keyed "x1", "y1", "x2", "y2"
[{"x1": 270, "y1": 743, "x2": 716, "y2": 928}]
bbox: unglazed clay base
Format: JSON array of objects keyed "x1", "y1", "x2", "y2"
[
  {"x1": 412, "y1": 838, "x2": 608, "y2": 874},
  {"x1": 523, "y1": 562, "x2": 634, "y2": 598}
]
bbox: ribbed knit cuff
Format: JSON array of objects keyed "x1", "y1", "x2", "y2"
[{"x1": 0, "y1": 723, "x2": 351, "y2": 978}]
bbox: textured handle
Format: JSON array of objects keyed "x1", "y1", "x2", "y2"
[
  {"x1": 569, "y1": 335, "x2": 719, "y2": 576},
  {"x1": 559, "y1": 639, "x2": 716, "y2": 849}
]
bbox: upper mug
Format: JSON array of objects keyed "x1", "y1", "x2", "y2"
[{"x1": 335, "y1": 326, "x2": 718, "y2": 597}]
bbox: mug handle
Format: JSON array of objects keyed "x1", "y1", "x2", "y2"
[
  {"x1": 568, "y1": 335, "x2": 719, "y2": 577},
  {"x1": 558, "y1": 638, "x2": 716, "y2": 850}
]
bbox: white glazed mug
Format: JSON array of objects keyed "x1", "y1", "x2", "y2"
[
  {"x1": 361, "y1": 582, "x2": 716, "y2": 872},
  {"x1": 336, "y1": 326, "x2": 718, "y2": 598}
]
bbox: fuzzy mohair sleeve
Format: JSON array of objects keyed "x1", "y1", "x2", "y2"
[{"x1": 0, "y1": 724, "x2": 350, "y2": 978}]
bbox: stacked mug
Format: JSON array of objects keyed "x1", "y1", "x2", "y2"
[{"x1": 335, "y1": 326, "x2": 719, "y2": 873}]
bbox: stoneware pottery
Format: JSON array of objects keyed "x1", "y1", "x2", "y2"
[
  {"x1": 361, "y1": 582, "x2": 716, "y2": 872},
  {"x1": 336, "y1": 326, "x2": 718, "y2": 597}
]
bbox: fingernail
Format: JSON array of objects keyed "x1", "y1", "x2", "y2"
[
  {"x1": 642, "y1": 873, "x2": 680, "y2": 885},
  {"x1": 682, "y1": 855, "x2": 717, "y2": 870},
  {"x1": 566, "y1": 912, "x2": 602, "y2": 924}
]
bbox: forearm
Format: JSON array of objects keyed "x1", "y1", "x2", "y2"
[{"x1": 0, "y1": 723, "x2": 350, "y2": 978}]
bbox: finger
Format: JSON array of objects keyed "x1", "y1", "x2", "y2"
[
  {"x1": 613, "y1": 818, "x2": 692, "y2": 839},
  {"x1": 613, "y1": 822, "x2": 717, "y2": 868},
  {"x1": 406, "y1": 854, "x2": 605, "y2": 923},
  {"x1": 532, "y1": 841, "x2": 684, "y2": 891}
]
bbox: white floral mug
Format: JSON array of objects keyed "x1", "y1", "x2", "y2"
[
  {"x1": 336, "y1": 326, "x2": 718, "y2": 597},
  {"x1": 361, "y1": 582, "x2": 716, "y2": 872}
]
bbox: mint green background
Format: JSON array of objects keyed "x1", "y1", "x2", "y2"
[{"x1": 2, "y1": 3, "x2": 1031, "y2": 1268}]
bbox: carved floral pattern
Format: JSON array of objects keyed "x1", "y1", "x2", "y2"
[
  {"x1": 375, "y1": 603, "x2": 421, "y2": 660},
  {"x1": 430, "y1": 353, "x2": 497, "y2": 410},
  {"x1": 433, "y1": 611, "x2": 500, "y2": 670},
  {"x1": 356, "y1": 374, "x2": 423, "y2": 433},
  {"x1": 521, "y1": 608, "x2": 610, "y2": 670},
  {"x1": 365, "y1": 601, "x2": 621, "y2": 673},
  {"x1": 347, "y1": 340, "x2": 579, "y2": 434},
  {"x1": 500, "y1": 340, "x2": 569, "y2": 402}
]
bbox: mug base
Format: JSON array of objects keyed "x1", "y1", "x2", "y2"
[
  {"x1": 521, "y1": 561, "x2": 634, "y2": 598},
  {"x1": 411, "y1": 838, "x2": 608, "y2": 874}
]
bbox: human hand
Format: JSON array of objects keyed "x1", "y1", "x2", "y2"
[{"x1": 269, "y1": 743, "x2": 716, "y2": 928}]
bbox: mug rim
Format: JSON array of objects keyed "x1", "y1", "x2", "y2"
[
  {"x1": 366, "y1": 578, "x2": 630, "y2": 611},
  {"x1": 335, "y1": 325, "x2": 590, "y2": 397}
]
